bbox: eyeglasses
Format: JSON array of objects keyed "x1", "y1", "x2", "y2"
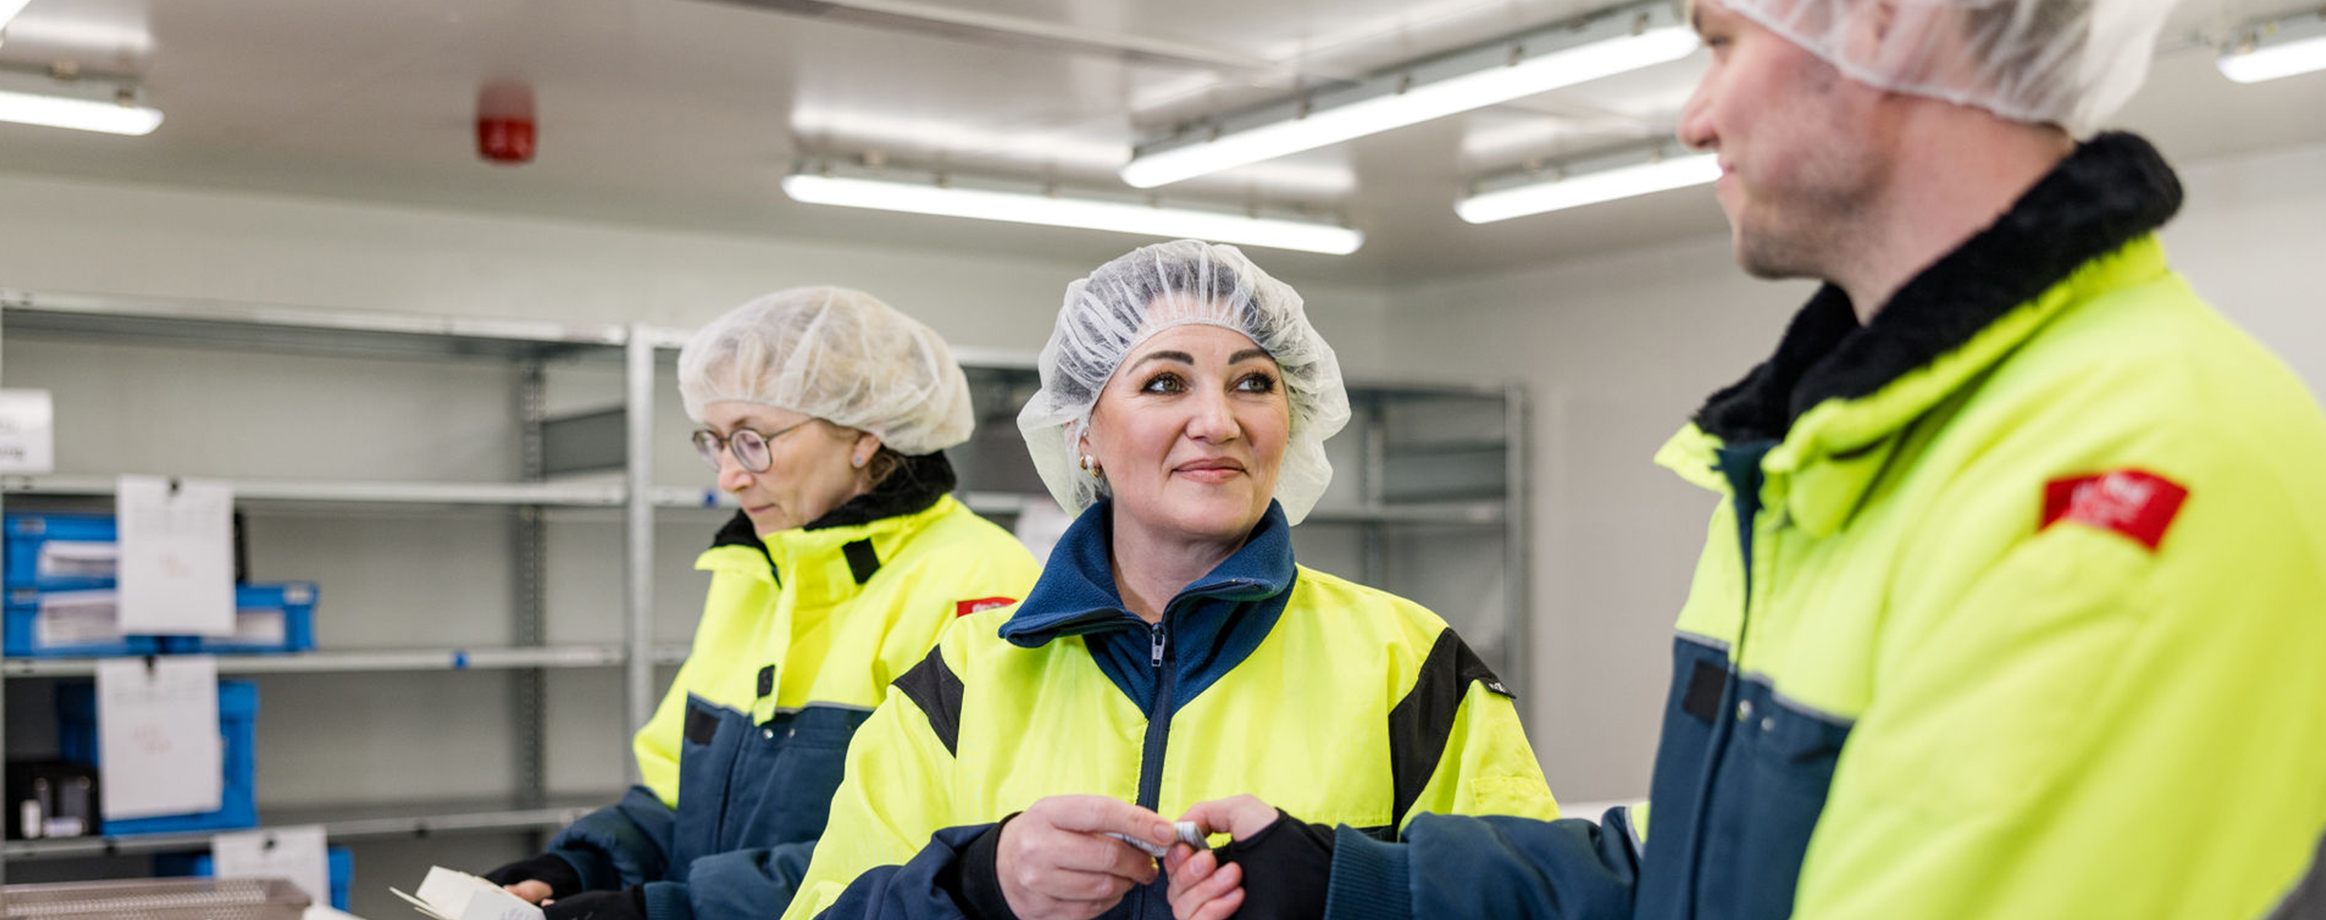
[{"x1": 691, "y1": 421, "x2": 809, "y2": 473}]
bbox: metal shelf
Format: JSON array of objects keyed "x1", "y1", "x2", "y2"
[
  {"x1": 3, "y1": 475, "x2": 624, "y2": 507},
  {"x1": 1, "y1": 795, "x2": 613, "y2": 860},
  {"x1": 0, "y1": 290, "x2": 626, "y2": 362},
  {"x1": 650, "y1": 488, "x2": 1042, "y2": 518},
  {"x1": 1, "y1": 645, "x2": 647, "y2": 678},
  {"x1": 1304, "y1": 501, "x2": 1506, "y2": 526}
]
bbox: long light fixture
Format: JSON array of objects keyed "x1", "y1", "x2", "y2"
[
  {"x1": 0, "y1": 0, "x2": 31, "y2": 33},
  {"x1": 781, "y1": 165, "x2": 1363, "y2": 255},
  {"x1": 1457, "y1": 145, "x2": 1717, "y2": 224},
  {"x1": 2218, "y1": 9, "x2": 2326, "y2": 84},
  {"x1": 0, "y1": 68, "x2": 163, "y2": 136},
  {"x1": 1121, "y1": 1, "x2": 1696, "y2": 189}
]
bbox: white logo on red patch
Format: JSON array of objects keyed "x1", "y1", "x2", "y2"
[
  {"x1": 2042, "y1": 469, "x2": 2189, "y2": 551},
  {"x1": 954, "y1": 597, "x2": 1016, "y2": 618}
]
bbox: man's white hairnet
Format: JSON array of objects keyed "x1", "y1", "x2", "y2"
[
  {"x1": 1018, "y1": 240, "x2": 1351, "y2": 525},
  {"x1": 678, "y1": 286, "x2": 974, "y2": 456},
  {"x1": 1717, "y1": 0, "x2": 2178, "y2": 135}
]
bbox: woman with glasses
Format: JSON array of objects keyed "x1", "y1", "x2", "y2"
[{"x1": 481, "y1": 287, "x2": 1041, "y2": 920}]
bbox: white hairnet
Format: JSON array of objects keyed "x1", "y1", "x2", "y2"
[
  {"x1": 1018, "y1": 240, "x2": 1351, "y2": 525},
  {"x1": 1718, "y1": 0, "x2": 2178, "y2": 135},
  {"x1": 678, "y1": 286, "x2": 974, "y2": 456}
]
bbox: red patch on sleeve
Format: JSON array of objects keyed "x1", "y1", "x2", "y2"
[
  {"x1": 2042, "y1": 470, "x2": 2189, "y2": 552},
  {"x1": 954, "y1": 597, "x2": 1016, "y2": 618}
]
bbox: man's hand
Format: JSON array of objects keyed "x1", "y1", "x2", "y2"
[
  {"x1": 997, "y1": 794, "x2": 1178, "y2": 920},
  {"x1": 503, "y1": 880, "x2": 554, "y2": 904}
]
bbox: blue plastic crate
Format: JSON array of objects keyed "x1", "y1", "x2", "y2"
[
  {"x1": 57, "y1": 680, "x2": 259, "y2": 835},
  {"x1": 164, "y1": 583, "x2": 318, "y2": 655},
  {"x1": 4, "y1": 513, "x2": 120, "y2": 590},
  {"x1": 154, "y1": 846, "x2": 351, "y2": 911},
  {"x1": 5, "y1": 588, "x2": 163, "y2": 658}
]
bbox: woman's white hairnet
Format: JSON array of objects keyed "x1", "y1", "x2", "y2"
[
  {"x1": 1716, "y1": 0, "x2": 2178, "y2": 135},
  {"x1": 1018, "y1": 240, "x2": 1351, "y2": 525},
  {"x1": 678, "y1": 286, "x2": 974, "y2": 456}
]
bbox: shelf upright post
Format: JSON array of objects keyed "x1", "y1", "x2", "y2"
[
  {"x1": 1502, "y1": 382, "x2": 1534, "y2": 723},
  {"x1": 0, "y1": 296, "x2": 10, "y2": 887},
  {"x1": 622, "y1": 327, "x2": 656, "y2": 782},
  {"x1": 513, "y1": 360, "x2": 550, "y2": 815},
  {"x1": 1361, "y1": 395, "x2": 1389, "y2": 587}
]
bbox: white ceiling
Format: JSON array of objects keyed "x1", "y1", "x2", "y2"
[{"x1": 0, "y1": 0, "x2": 2319, "y2": 285}]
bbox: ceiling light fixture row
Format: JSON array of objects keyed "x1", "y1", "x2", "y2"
[
  {"x1": 1457, "y1": 142, "x2": 1717, "y2": 224},
  {"x1": 1119, "y1": 0, "x2": 1697, "y2": 189},
  {"x1": 0, "y1": 65, "x2": 162, "y2": 136},
  {"x1": 2217, "y1": 7, "x2": 2326, "y2": 84},
  {"x1": 780, "y1": 160, "x2": 1365, "y2": 255}
]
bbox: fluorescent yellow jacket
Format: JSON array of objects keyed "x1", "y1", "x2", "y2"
[
  {"x1": 544, "y1": 456, "x2": 1040, "y2": 920},
  {"x1": 1326, "y1": 134, "x2": 2326, "y2": 920},
  {"x1": 785, "y1": 500, "x2": 1559, "y2": 920}
]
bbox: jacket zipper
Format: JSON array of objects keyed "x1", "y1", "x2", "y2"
[
  {"x1": 1130, "y1": 619, "x2": 1175, "y2": 919},
  {"x1": 1682, "y1": 442, "x2": 1775, "y2": 918}
]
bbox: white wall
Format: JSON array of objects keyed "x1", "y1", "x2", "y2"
[
  {"x1": 1386, "y1": 138, "x2": 2326, "y2": 804},
  {"x1": 0, "y1": 171, "x2": 1395, "y2": 366}
]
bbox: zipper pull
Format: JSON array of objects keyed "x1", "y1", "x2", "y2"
[{"x1": 1149, "y1": 623, "x2": 1166, "y2": 669}]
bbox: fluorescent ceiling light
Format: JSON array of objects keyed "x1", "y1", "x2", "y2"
[
  {"x1": 1457, "y1": 151, "x2": 1717, "y2": 224},
  {"x1": 0, "y1": 0, "x2": 29, "y2": 32},
  {"x1": 2218, "y1": 11, "x2": 2326, "y2": 84},
  {"x1": 1121, "y1": 1, "x2": 1697, "y2": 189},
  {"x1": 782, "y1": 171, "x2": 1363, "y2": 255},
  {"x1": 0, "y1": 70, "x2": 162, "y2": 136}
]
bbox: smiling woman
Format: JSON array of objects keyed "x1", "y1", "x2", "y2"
[{"x1": 780, "y1": 241, "x2": 1561, "y2": 920}]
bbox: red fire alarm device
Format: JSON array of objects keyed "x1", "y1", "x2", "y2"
[{"x1": 476, "y1": 80, "x2": 535, "y2": 164}]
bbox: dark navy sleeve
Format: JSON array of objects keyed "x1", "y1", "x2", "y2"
[
  {"x1": 812, "y1": 824, "x2": 997, "y2": 920},
  {"x1": 549, "y1": 785, "x2": 681, "y2": 891},
  {"x1": 1323, "y1": 808, "x2": 1641, "y2": 920}
]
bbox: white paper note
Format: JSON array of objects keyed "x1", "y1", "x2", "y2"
[
  {"x1": 94, "y1": 656, "x2": 223, "y2": 819},
  {"x1": 116, "y1": 476, "x2": 236, "y2": 636},
  {"x1": 0, "y1": 390, "x2": 55, "y2": 474},
  {"x1": 213, "y1": 825, "x2": 330, "y2": 908},
  {"x1": 392, "y1": 866, "x2": 542, "y2": 920}
]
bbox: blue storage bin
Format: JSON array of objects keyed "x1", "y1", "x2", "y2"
[
  {"x1": 164, "y1": 583, "x2": 318, "y2": 655},
  {"x1": 4, "y1": 513, "x2": 120, "y2": 590},
  {"x1": 57, "y1": 680, "x2": 259, "y2": 835},
  {"x1": 5, "y1": 588, "x2": 163, "y2": 658},
  {"x1": 155, "y1": 846, "x2": 351, "y2": 911}
]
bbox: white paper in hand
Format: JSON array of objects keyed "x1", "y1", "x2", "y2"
[
  {"x1": 116, "y1": 476, "x2": 236, "y2": 636},
  {"x1": 391, "y1": 866, "x2": 543, "y2": 920},
  {"x1": 213, "y1": 825, "x2": 330, "y2": 908},
  {"x1": 94, "y1": 656, "x2": 223, "y2": 819}
]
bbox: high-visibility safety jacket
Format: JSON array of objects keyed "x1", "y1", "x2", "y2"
[
  {"x1": 1323, "y1": 133, "x2": 2326, "y2": 920},
  {"x1": 544, "y1": 455, "x2": 1040, "y2": 920},
  {"x1": 784, "y1": 499, "x2": 1561, "y2": 920}
]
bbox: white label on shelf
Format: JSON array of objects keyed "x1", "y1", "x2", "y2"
[
  {"x1": 43, "y1": 815, "x2": 84, "y2": 837},
  {"x1": 37, "y1": 541, "x2": 119, "y2": 580},
  {"x1": 213, "y1": 824, "x2": 330, "y2": 909},
  {"x1": 19, "y1": 800, "x2": 39, "y2": 839},
  {"x1": 0, "y1": 390, "x2": 55, "y2": 474},
  {"x1": 36, "y1": 590, "x2": 125, "y2": 647},
  {"x1": 95, "y1": 655, "x2": 224, "y2": 819},
  {"x1": 116, "y1": 476, "x2": 236, "y2": 636},
  {"x1": 234, "y1": 609, "x2": 288, "y2": 646}
]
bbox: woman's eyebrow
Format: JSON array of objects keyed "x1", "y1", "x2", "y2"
[
  {"x1": 1130, "y1": 350, "x2": 1195, "y2": 370},
  {"x1": 1229, "y1": 348, "x2": 1270, "y2": 365}
]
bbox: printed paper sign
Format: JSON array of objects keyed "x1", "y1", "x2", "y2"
[
  {"x1": 95, "y1": 656, "x2": 223, "y2": 819},
  {"x1": 0, "y1": 390, "x2": 54, "y2": 474},
  {"x1": 117, "y1": 475, "x2": 235, "y2": 636},
  {"x1": 213, "y1": 825, "x2": 330, "y2": 908}
]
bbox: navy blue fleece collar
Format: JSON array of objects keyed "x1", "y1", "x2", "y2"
[{"x1": 998, "y1": 500, "x2": 1298, "y2": 713}]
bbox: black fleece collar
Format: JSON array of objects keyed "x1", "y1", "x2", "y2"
[
  {"x1": 1695, "y1": 132, "x2": 2184, "y2": 445},
  {"x1": 709, "y1": 451, "x2": 959, "y2": 551}
]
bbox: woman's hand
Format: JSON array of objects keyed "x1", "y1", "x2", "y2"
[
  {"x1": 502, "y1": 880, "x2": 554, "y2": 904},
  {"x1": 997, "y1": 795, "x2": 1178, "y2": 920},
  {"x1": 1165, "y1": 795, "x2": 1281, "y2": 920}
]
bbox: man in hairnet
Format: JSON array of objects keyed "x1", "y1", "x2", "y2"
[{"x1": 1161, "y1": 1, "x2": 2326, "y2": 919}]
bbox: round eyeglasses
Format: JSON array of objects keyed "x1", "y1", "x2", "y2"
[{"x1": 691, "y1": 421, "x2": 809, "y2": 473}]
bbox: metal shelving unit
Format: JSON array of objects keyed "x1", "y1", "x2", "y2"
[{"x1": 0, "y1": 290, "x2": 663, "y2": 888}]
